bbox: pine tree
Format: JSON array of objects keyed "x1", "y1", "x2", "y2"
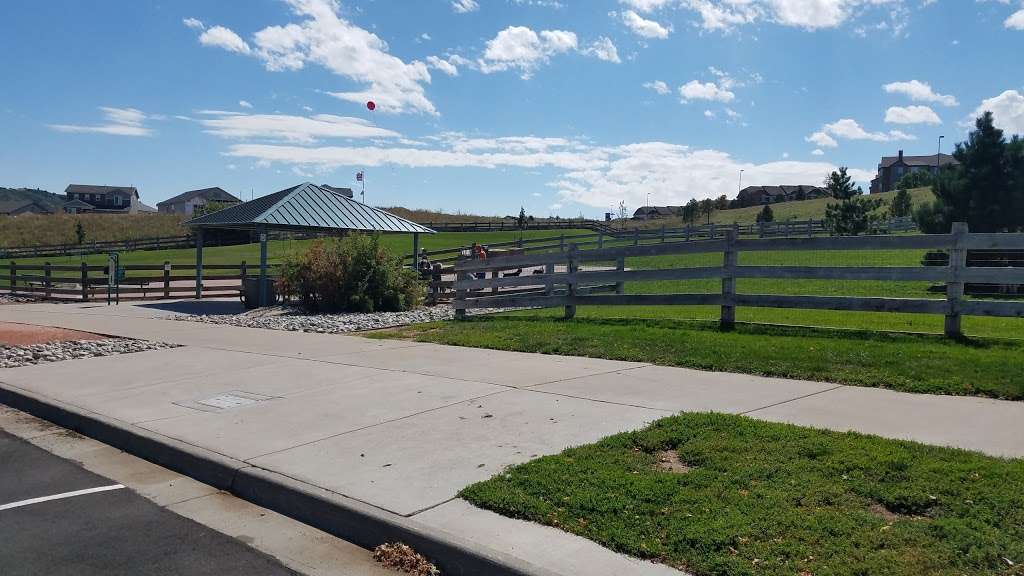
[
  {"x1": 891, "y1": 188, "x2": 913, "y2": 218},
  {"x1": 916, "y1": 112, "x2": 1024, "y2": 233},
  {"x1": 823, "y1": 167, "x2": 886, "y2": 235},
  {"x1": 756, "y1": 204, "x2": 774, "y2": 223},
  {"x1": 74, "y1": 220, "x2": 86, "y2": 245}
]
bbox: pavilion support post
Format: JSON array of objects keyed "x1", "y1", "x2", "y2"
[
  {"x1": 259, "y1": 226, "x2": 269, "y2": 308},
  {"x1": 195, "y1": 229, "x2": 204, "y2": 300},
  {"x1": 412, "y1": 232, "x2": 420, "y2": 269}
]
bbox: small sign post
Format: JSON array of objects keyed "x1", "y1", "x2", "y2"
[{"x1": 106, "y1": 252, "x2": 120, "y2": 305}]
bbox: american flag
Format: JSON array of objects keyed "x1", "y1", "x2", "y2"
[{"x1": 356, "y1": 171, "x2": 364, "y2": 182}]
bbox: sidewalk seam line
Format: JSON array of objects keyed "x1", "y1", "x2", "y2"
[{"x1": 739, "y1": 384, "x2": 846, "y2": 416}]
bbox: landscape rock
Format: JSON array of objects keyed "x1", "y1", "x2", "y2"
[
  {"x1": 0, "y1": 338, "x2": 177, "y2": 369},
  {"x1": 172, "y1": 304, "x2": 511, "y2": 334}
]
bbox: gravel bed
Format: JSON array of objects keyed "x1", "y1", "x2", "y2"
[
  {"x1": 0, "y1": 295, "x2": 38, "y2": 305},
  {"x1": 172, "y1": 304, "x2": 512, "y2": 334},
  {"x1": 0, "y1": 339, "x2": 178, "y2": 369}
]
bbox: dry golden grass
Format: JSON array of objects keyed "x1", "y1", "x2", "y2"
[{"x1": 0, "y1": 213, "x2": 188, "y2": 247}]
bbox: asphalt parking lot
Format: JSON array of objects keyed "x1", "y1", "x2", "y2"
[{"x1": 0, "y1": 429, "x2": 298, "y2": 576}]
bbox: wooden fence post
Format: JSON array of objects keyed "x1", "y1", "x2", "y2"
[
  {"x1": 615, "y1": 256, "x2": 625, "y2": 295},
  {"x1": 598, "y1": 233, "x2": 604, "y2": 249},
  {"x1": 560, "y1": 233, "x2": 565, "y2": 252},
  {"x1": 661, "y1": 225, "x2": 666, "y2": 243},
  {"x1": 633, "y1": 229, "x2": 640, "y2": 247},
  {"x1": 80, "y1": 262, "x2": 89, "y2": 301},
  {"x1": 163, "y1": 261, "x2": 172, "y2": 299},
  {"x1": 44, "y1": 262, "x2": 51, "y2": 300},
  {"x1": 564, "y1": 244, "x2": 578, "y2": 319},
  {"x1": 491, "y1": 269, "x2": 499, "y2": 295},
  {"x1": 710, "y1": 223, "x2": 717, "y2": 239},
  {"x1": 720, "y1": 229, "x2": 737, "y2": 330},
  {"x1": 545, "y1": 262, "x2": 555, "y2": 296},
  {"x1": 9, "y1": 261, "x2": 16, "y2": 295},
  {"x1": 454, "y1": 257, "x2": 468, "y2": 320},
  {"x1": 945, "y1": 222, "x2": 968, "y2": 338},
  {"x1": 807, "y1": 219, "x2": 813, "y2": 237}
]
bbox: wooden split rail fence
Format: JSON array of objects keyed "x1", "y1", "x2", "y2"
[
  {"x1": 453, "y1": 223, "x2": 1024, "y2": 337},
  {"x1": 405, "y1": 218, "x2": 917, "y2": 266},
  {"x1": 1, "y1": 261, "x2": 275, "y2": 302}
]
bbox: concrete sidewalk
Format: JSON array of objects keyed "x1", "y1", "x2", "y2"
[{"x1": 2, "y1": 302, "x2": 1022, "y2": 575}]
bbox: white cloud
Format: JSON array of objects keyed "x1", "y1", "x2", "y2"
[
  {"x1": 239, "y1": 100, "x2": 254, "y2": 109},
  {"x1": 194, "y1": 0, "x2": 436, "y2": 116},
  {"x1": 620, "y1": 0, "x2": 674, "y2": 12},
  {"x1": 805, "y1": 131, "x2": 838, "y2": 148},
  {"x1": 426, "y1": 55, "x2": 459, "y2": 76},
  {"x1": 478, "y1": 26, "x2": 578, "y2": 78},
  {"x1": 679, "y1": 0, "x2": 906, "y2": 32},
  {"x1": 885, "y1": 105, "x2": 941, "y2": 125},
  {"x1": 679, "y1": 80, "x2": 734, "y2": 103},
  {"x1": 198, "y1": 111, "x2": 400, "y2": 144},
  {"x1": 621, "y1": 10, "x2": 671, "y2": 38},
  {"x1": 531, "y1": 192, "x2": 542, "y2": 197},
  {"x1": 183, "y1": 17, "x2": 205, "y2": 30},
  {"x1": 806, "y1": 118, "x2": 917, "y2": 147},
  {"x1": 451, "y1": 0, "x2": 480, "y2": 13},
  {"x1": 48, "y1": 106, "x2": 154, "y2": 137},
  {"x1": 969, "y1": 90, "x2": 1024, "y2": 135},
  {"x1": 583, "y1": 37, "x2": 621, "y2": 63},
  {"x1": 703, "y1": 109, "x2": 716, "y2": 119},
  {"x1": 199, "y1": 25, "x2": 251, "y2": 54},
  {"x1": 1006, "y1": 8, "x2": 1024, "y2": 29},
  {"x1": 644, "y1": 80, "x2": 671, "y2": 95},
  {"x1": 811, "y1": 148, "x2": 825, "y2": 156},
  {"x1": 882, "y1": 80, "x2": 958, "y2": 106}
]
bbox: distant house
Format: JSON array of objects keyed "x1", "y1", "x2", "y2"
[
  {"x1": 321, "y1": 185, "x2": 354, "y2": 198},
  {"x1": 157, "y1": 187, "x2": 241, "y2": 215},
  {"x1": 633, "y1": 206, "x2": 679, "y2": 219},
  {"x1": 870, "y1": 150, "x2": 959, "y2": 194},
  {"x1": 0, "y1": 200, "x2": 54, "y2": 216},
  {"x1": 735, "y1": 185, "x2": 827, "y2": 207},
  {"x1": 63, "y1": 184, "x2": 155, "y2": 214}
]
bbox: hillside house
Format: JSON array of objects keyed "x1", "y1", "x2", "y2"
[
  {"x1": 869, "y1": 150, "x2": 959, "y2": 194},
  {"x1": 63, "y1": 184, "x2": 155, "y2": 214},
  {"x1": 0, "y1": 200, "x2": 54, "y2": 216},
  {"x1": 157, "y1": 187, "x2": 241, "y2": 215},
  {"x1": 735, "y1": 185, "x2": 827, "y2": 207},
  {"x1": 633, "y1": 206, "x2": 680, "y2": 219}
]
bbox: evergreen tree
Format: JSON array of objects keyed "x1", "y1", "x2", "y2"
[
  {"x1": 516, "y1": 206, "x2": 527, "y2": 230},
  {"x1": 683, "y1": 198, "x2": 699, "y2": 225},
  {"x1": 894, "y1": 170, "x2": 933, "y2": 190},
  {"x1": 74, "y1": 220, "x2": 86, "y2": 245},
  {"x1": 698, "y1": 198, "x2": 715, "y2": 225},
  {"x1": 823, "y1": 167, "x2": 886, "y2": 235},
  {"x1": 756, "y1": 204, "x2": 774, "y2": 223},
  {"x1": 890, "y1": 188, "x2": 913, "y2": 218},
  {"x1": 915, "y1": 112, "x2": 1024, "y2": 233}
]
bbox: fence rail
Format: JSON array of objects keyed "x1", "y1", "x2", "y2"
[
  {"x1": 403, "y1": 217, "x2": 917, "y2": 266},
  {"x1": 452, "y1": 222, "x2": 1023, "y2": 337},
  {"x1": 0, "y1": 260, "x2": 280, "y2": 302}
]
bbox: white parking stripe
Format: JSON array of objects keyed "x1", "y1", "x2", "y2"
[{"x1": 0, "y1": 484, "x2": 125, "y2": 512}]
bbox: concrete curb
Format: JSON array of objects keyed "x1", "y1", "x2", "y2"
[{"x1": 0, "y1": 383, "x2": 559, "y2": 576}]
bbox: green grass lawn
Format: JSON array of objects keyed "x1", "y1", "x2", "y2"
[
  {"x1": 372, "y1": 316, "x2": 1024, "y2": 399},
  {"x1": 460, "y1": 413, "x2": 1024, "y2": 576}
]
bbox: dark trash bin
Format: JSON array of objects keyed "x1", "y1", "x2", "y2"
[{"x1": 242, "y1": 277, "x2": 278, "y2": 309}]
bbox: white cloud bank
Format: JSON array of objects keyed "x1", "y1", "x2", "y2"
[
  {"x1": 192, "y1": 0, "x2": 436, "y2": 115},
  {"x1": 220, "y1": 133, "x2": 872, "y2": 211},
  {"x1": 451, "y1": 0, "x2": 480, "y2": 13},
  {"x1": 676, "y1": 0, "x2": 905, "y2": 32},
  {"x1": 679, "y1": 80, "x2": 734, "y2": 103},
  {"x1": 1006, "y1": 8, "x2": 1024, "y2": 30},
  {"x1": 478, "y1": 26, "x2": 579, "y2": 78},
  {"x1": 49, "y1": 106, "x2": 154, "y2": 137},
  {"x1": 198, "y1": 111, "x2": 400, "y2": 144}
]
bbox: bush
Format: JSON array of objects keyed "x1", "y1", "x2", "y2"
[{"x1": 277, "y1": 233, "x2": 423, "y2": 313}]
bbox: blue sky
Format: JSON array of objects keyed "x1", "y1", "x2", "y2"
[{"x1": 2, "y1": 0, "x2": 1023, "y2": 217}]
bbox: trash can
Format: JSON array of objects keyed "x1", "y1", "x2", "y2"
[{"x1": 242, "y1": 277, "x2": 277, "y2": 309}]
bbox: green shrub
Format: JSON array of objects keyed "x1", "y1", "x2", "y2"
[{"x1": 277, "y1": 233, "x2": 423, "y2": 313}]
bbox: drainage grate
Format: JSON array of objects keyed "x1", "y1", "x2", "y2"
[
  {"x1": 174, "y1": 390, "x2": 277, "y2": 413},
  {"x1": 196, "y1": 394, "x2": 260, "y2": 410}
]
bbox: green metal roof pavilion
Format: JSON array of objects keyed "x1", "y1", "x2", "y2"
[{"x1": 184, "y1": 182, "x2": 436, "y2": 306}]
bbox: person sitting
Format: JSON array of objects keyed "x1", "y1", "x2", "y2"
[{"x1": 418, "y1": 248, "x2": 432, "y2": 277}]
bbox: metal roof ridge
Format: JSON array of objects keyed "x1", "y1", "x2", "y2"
[{"x1": 252, "y1": 181, "x2": 318, "y2": 225}]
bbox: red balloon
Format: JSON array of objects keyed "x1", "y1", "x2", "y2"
[{"x1": 366, "y1": 101, "x2": 376, "y2": 111}]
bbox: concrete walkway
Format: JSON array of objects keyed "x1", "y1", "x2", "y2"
[{"x1": 2, "y1": 301, "x2": 1022, "y2": 575}]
